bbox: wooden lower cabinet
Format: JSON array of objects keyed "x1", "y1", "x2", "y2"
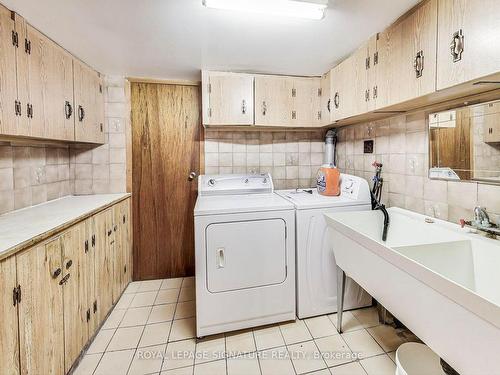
[
  {"x1": 0, "y1": 257, "x2": 20, "y2": 375},
  {"x1": 1, "y1": 197, "x2": 131, "y2": 375},
  {"x1": 17, "y1": 239, "x2": 65, "y2": 375}
]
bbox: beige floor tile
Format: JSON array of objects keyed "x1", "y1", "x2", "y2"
[
  {"x1": 259, "y1": 346, "x2": 295, "y2": 375},
  {"x1": 107, "y1": 326, "x2": 145, "y2": 351},
  {"x1": 195, "y1": 334, "x2": 226, "y2": 364},
  {"x1": 351, "y1": 307, "x2": 380, "y2": 329},
  {"x1": 73, "y1": 353, "x2": 102, "y2": 375},
  {"x1": 367, "y1": 325, "x2": 407, "y2": 352},
  {"x1": 182, "y1": 276, "x2": 195, "y2": 288},
  {"x1": 137, "y1": 279, "x2": 163, "y2": 292},
  {"x1": 329, "y1": 311, "x2": 364, "y2": 333},
  {"x1": 304, "y1": 315, "x2": 338, "y2": 339},
  {"x1": 253, "y1": 325, "x2": 285, "y2": 351},
  {"x1": 279, "y1": 319, "x2": 312, "y2": 345},
  {"x1": 149, "y1": 303, "x2": 176, "y2": 324},
  {"x1": 130, "y1": 291, "x2": 158, "y2": 308},
  {"x1": 227, "y1": 354, "x2": 260, "y2": 375},
  {"x1": 163, "y1": 339, "x2": 196, "y2": 371},
  {"x1": 94, "y1": 349, "x2": 135, "y2": 375},
  {"x1": 87, "y1": 329, "x2": 115, "y2": 354},
  {"x1": 194, "y1": 359, "x2": 227, "y2": 375},
  {"x1": 120, "y1": 306, "x2": 153, "y2": 327},
  {"x1": 387, "y1": 351, "x2": 396, "y2": 362},
  {"x1": 175, "y1": 301, "x2": 196, "y2": 320},
  {"x1": 161, "y1": 366, "x2": 194, "y2": 375},
  {"x1": 308, "y1": 370, "x2": 332, "y2": 375},
  {"x1": 342, "y1": 330, "x2": 384, "y2": 359},
  {"x1": 102, "y1": 308, "x2": 126, "y2": 329},
  {"x1": 139, "y1": 321, "x2": 172, "y2": 348},
  {"x1": 128, "y1": 344, "x2": 166, "y2": 375},
  {"x1": 156, "y1": 289, "x2": 180, "y2": 305},
  {"x1": 161, "y1": 277, "x2": 183, "y2": 290},
  {"x1": 115, "y1": 293, "x2": 135, "y2": 309},
  {"x1": 178, "y1": 287, "x2": 195, "y2": 302},
  {"x1": 360, "y1": 354, "x2": 396, "y2": 375},
  {"x1": 225, "y1": 329, "x2": 256, "y2": 357},
  {"x1": 330, "y1": 361, "x2": 367, "y2": 375},
  {"x1": 315, "y1": 334, "x2": 354, "y2": 368},
  {"x1": 288, "y1": 340, "x2": 326, "y2": 374},
  {"x1": 169, "y1": 317, "x2": 196, "y2": 342},
  {"x1": 124, "y1": 281, "x2": 141, "y2": 294}
]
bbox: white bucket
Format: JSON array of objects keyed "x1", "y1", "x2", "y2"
[{"x1": 395, "y1": 343, "x2": 446, "y2": 375}]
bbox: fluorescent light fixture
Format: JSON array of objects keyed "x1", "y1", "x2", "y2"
[{"x1": 202, "y1": 0, "x2": 328, "y2": 20}]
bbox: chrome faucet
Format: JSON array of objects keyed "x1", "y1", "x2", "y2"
[{"x1": 460, "y1": 206, "x2": 500, "y2": 238}]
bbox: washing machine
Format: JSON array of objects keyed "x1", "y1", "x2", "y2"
[
  {"x1": 277, "y1": 173, "x2": 373, "y2": 319},
  {"x1": 194, "y1": 173, "x2": 296, "y2": 337}
]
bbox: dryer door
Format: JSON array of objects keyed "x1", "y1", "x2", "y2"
[{"x1": 206, "y1": 218, "x2": 287, "y2": 293}]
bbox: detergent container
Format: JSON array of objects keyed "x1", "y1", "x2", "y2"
[{"x1": 316, "y1": 130, "x2": 340, "y2": 196}]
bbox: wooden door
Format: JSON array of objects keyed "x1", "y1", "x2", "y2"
[
  {"x1": 17, "y1": 240, "x2": 64, "y2": 375},
  {"x1": 254, "y1": 75, "x2": 293, "y2": 126},
  {"x1": 93, "y1": 209, "x2": 113, "y2": 323},
  {"x1": 0, "y1": 256, "x2": 20, "y2": 375},
  {"x1": 131, "y1": 83, "x2": 200, "y2": 279},
  {"x1": 60, "y1": 223, "x2": 87, "y2": 373},
  {"x1": 205, "y1": 72, "x2": 254, "y2": 125},
  {"x1": 14, "y1": 14, "x2": 30, "y2": 136},
  {"x1": 437, "y1": 0, "x2": 500, "y2": 90},
  {"x1": 0, "y1": 5, "x2": 19, "y2": 136},
  {"x1": 74, "y1": 59, "x2": 105, "y2": 143}
]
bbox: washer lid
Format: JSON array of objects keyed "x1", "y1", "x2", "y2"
[
  {"x1": 194, "y1": 193, "x2": 294, "y2": 216},
  {"x1": 277, "y1": 174, "x2": 371, "y2": 209}
]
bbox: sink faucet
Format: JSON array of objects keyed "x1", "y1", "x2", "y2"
[
  {"x1": 371, "y1": 191, "x2": 390, "y2": 241},
  {"x1": 460, "y1": 206, "x2": 500, "y2": 239}
]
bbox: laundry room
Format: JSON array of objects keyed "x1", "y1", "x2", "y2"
[{"x1": 0, "y1": 1, "x2": 500, "y2": 375}]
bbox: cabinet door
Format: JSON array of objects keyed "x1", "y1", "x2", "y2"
[
  {"x1": 17, "y1": 240, "x2": 64, "y2": 375},
  {"x1": 85, "y1": 218, "x2": 98, "y2": 336},
  {"x1": 376, "y1": 21, "x2": 402, "y2": 109},
  {"x1": 205, "y1": 72, "x2": 254, "y2": 125},
  {"x1": 291, "y1": 77, "x2": 321, "y2": 127},
  {"x1": 351, "y1": 42, "x2": 370, "y2": 117},
  {"x1": 483, "y1": 112, "x2": 500, "y2": 143},
  {"x1": 254, "y1": 75, "x2": 293, "y2": 126},
  {"x1": 122, "y1": 199, "x2": 132, "y2": 286},
  {"x1": 94, "y1": 209, "x2": 114, "y2": 324},
  {"x1": 0, "y1": 6, "x2": 20, "y2": 136},
  {"x1": 60, "y1": 223, "x2": 87, "y2": 373},
  {"x1": 0, "y1": 257, "x2": 20, "y2": 375},
  {"x1": 367, "y1": 34, "x2": 378, "y2": 112},
  {"x1": 113, "y1": 203, "x2": 124, "y2": 299},
  {"x1": 437, "y1": 0, "x2": 500, "y2": 90},
  {"x1": 74, "y1": 59, "x2": 105, "y2": 143},
  {"x1": 320, "y1": 71, "x2": 332, "y2": 125},
  {"x1": 14, "y1": 14, "x2": 30, "y2": 136},
  {"x1": 331, "y1": 57, "x2": 357, "y2": 121}
]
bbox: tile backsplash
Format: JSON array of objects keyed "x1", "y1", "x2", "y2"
[
  {"x1": 335, "y1": 112, "x2": 500, "y2": 224},
  {"x1": 204, "y1": 130, "x2": 327, "y2": 189}
]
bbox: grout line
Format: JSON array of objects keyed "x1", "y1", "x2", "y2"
[{"x1": 301, "y1": 317, "x2": 330, "y2": 372}]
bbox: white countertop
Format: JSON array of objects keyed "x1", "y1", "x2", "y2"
[{"x1": 0, "y1": 194, "x2": 130, "y2": 260}]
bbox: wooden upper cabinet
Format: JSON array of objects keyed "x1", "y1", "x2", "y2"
[
  {"x1": 320, "y1": 71, "x2": 332, "y2": 125},
  {"x1": 203, "y1": 71, "x2": 254, "y2": 126},
  {"x1": 17, "y1": 240, "x2": 65, "y2": 375},
  {"x1": 0, "y1": 6, "x2": 19, "y2": 137},
  {"x1": 74, "y1": 59, "x2": 105, "y2": 143},
  {"x1": 367, "y1": 34, "x2": 378, "y2": 112},
  {"x1": 331, "y1": 56, "x2": 357, "y2": 121},
  {"x1": 0, "y1": 257, "x2": 20, "y2": 375},
  {"x1": 291, "y1": 77, "x2": 321, "y2": 127},
  {"x1": 254, "y1": 75, "x2": 293, "y2": 126},
  {"x1": 437, "y1": 0, "x2": 500, "y2": 91}
]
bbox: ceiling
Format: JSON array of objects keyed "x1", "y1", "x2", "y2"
[{"x1": 3, "y1": 0, "x2": 420, "y2": 81}]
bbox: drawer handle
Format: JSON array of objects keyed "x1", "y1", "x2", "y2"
[
  {"x1": 450, "y1": 29, "x2": 464, "y2": 62},
  {"x1": 217, "y1": 247, "x2": 225, "y2": 269},
  {"x1": 59, "y1": 274, "x2": 70, "y2": 286},
  {"x1": 52, "y1": 268, "x2": 62, "y2": 279}
]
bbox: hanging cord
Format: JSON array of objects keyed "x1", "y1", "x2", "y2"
[{"x1": 371, "y1": 161, "x2": 384, "y2": 209}]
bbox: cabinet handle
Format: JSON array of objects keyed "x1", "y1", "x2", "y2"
[
  {"x1": 107, "y1": 229, "x2": 112, "y2": 236},
  {"x1": 291, "y1": 111, "x2": 296, "y2": 120},
  {"x1": 334, "y1": 92, "x2": 339, "y2": 109},
  {"x1": 66, "y1": 259, "x2": 73, "y2": 269},
  {"x1": 59, "y1": 274, "x2": 70, "y2": 286},
  {"x1": 241, "y1": 100, "x2": 247, "y2": 114},
  {"x1": 414, "y1": 50, "x2": 424, "y2": 78},
  {"x1": 64, "y1": 101, "x2": 73, "y2": 119},
  {"x1": 327, "y1": 99, "x2": 331, "y2": 113},
  {"x1": 52, "y1": 268, "x2": 62, "y2": 279},
  {"x1": 373, "y1": 86, "x2": 378, "y2": 99},
  {"x1": 78, "y1": 105, "x2": 85, "y2": 122},
  {"x1": 114, "y1": 225, "x2": 118, "y2": 232},
  {"x1": 123, "y1": 214, "x2": 126, "y2": 224},
  {"x1": 450, "y1": 29, "x2": 464, "y2": 62},
  {"x1": 262, "y1": 101, "x2": 267, "y2": 116}
]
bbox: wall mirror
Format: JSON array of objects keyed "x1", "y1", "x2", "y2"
[{"x1": 429, "y1": 100, "x2": 500, "y2": 184}]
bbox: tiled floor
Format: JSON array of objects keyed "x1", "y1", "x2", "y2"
[{"x1": 74, "y1": 277, "x2": 418, "y2": 375}]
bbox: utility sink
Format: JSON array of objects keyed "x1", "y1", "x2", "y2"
[{"x1": 325, "y1": 207, "x2": 500, "y2": 375}]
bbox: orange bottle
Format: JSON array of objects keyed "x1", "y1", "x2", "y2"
[{"x1": 316, "y1": 130, "x2": 340, "y2": 196}]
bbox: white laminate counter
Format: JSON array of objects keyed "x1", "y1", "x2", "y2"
[{"x1": 0, "y1": 194, "x2": 130, "y2": 260}]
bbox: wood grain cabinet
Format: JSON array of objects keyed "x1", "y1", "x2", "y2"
[
  {"x1": 437, "y1": 0, "x2": 500, "y2": 91},
  {"x1": 291, "y1": 77, "x2": 321, "y2": 127},
  {"x1": 254, "y1": 75, "x2": 293, "y2": 126},
  {"x1": 202, "y1": 71, "x2": 254, "y2": 126}
]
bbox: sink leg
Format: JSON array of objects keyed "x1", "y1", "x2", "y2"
[{"x1": 337, "y1": 266, "x2": 346, "y2": 334}]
